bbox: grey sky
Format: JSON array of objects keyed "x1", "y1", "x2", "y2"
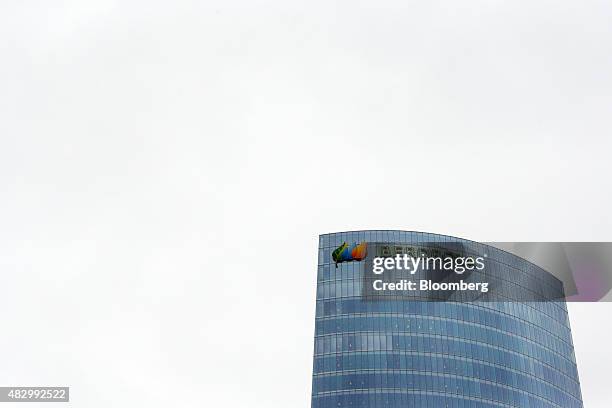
[{"x1": 1, "y1": 1, "x2": 611, "y2": 406}]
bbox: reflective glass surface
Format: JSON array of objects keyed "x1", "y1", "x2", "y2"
[{"x1": 312, "y1": 231, "x2": 583, "y2": 408}]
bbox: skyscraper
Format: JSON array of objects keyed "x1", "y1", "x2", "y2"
[{"x1": 312, "y1": 231, "x2": 583, "y2": 408}]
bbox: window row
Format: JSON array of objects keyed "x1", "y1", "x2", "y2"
[
  {"x1": 313, "y1": 351, "x2": 581, "y2": 404},
  {"x1": 312, "y1": 388, "x2": 581, "y2": 408},
  {"x1": 314, "y1": 297, "x2": 571, "y2": 343},
  {"x1": 313, "y1": 331, "x2": 579, "y2": 384},
  {"x1": 313, "y1": 370, "x2": 580, "y2": 408},
  {"x1": 314, "y1": 314, "x2": 575, "y2": 365}
]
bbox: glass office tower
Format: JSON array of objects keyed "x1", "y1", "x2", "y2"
[{"x1": 312, "y1": 231, "x2": 583, "y2": 408}]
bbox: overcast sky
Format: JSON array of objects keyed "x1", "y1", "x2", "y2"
[{"x1": 1, "y1": 1, "x2": 611, "y2": 407}]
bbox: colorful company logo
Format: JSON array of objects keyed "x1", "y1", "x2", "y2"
[{"x1": 332, "y1": 242, "x2": 368, "y2": 267}]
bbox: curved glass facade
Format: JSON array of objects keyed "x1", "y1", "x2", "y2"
[{"x1": 312, "y1": 231, "x2": 583, "y2": 408}]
